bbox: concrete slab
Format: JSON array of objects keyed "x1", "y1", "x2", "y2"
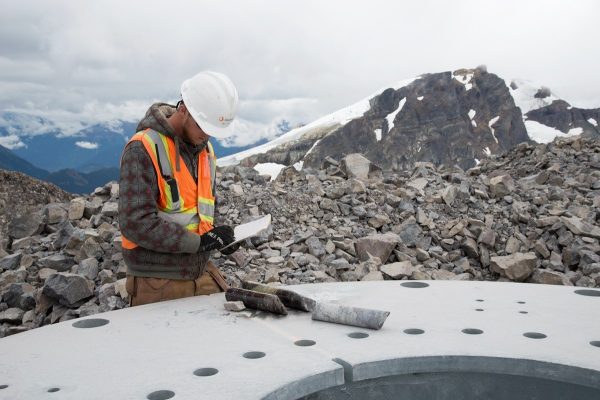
[{"x1": 0, "y1": 281, "x2": 599, "y2": 399}]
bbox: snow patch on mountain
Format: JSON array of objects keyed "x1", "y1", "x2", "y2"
[
  {"x1": 588, "y1": 118, "x2": 598, "y2": 127},
  {"x1": 468, "y1": 109, "x2": 477, "y2": 127},
  {"x1": 488, "y1": 116, "x2": 499, "y2": 143},
  {"x1": 524, "y1": 121, "x2": 583, "y2": 143},
  {"x1": 454, "y1": 71, "x2": 474, "y2": 90},
  {"x1": 374, "y1": 129, "x2": 382, "y2": 142},
  {"x1": 386, "y1": 98, "x2": 406, "y2": 133},
  {"x1": 508, "y1": 79, "x2": 559, "y2": 115},
  {"x1": 253, "y1": 163, "x2": 286, "y2": 181}
]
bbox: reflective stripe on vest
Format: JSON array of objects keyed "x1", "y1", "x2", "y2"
[{"x1": 121, "y1": 129, "x2": 216, "y2": 250}]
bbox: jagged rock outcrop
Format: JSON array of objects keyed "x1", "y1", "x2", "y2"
[
  {"x1": 526, "y1": 99, "x2": 600, "y2": 136},
  {"x1": 0, "y1": 134, "x2": 599, "y2": 338},
  {"x1": 305, "y1": 68, "x2": 530, "y2": 171}
]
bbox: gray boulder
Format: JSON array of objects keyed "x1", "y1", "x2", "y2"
[
  {"x1": 8, "y1": 212, "x2": 44, "y2": 239},
  {"x1": 44, "y1": 203, "x2": 67, "y2": 225},
  {"x1": 305, "y1": 237, "x2": 326, "y2": 258},
  {"x1": 490, "y1": 252, "x2": 538, "y2": 282},
  {"x1": 397, "y1": 221, "x2": 422, "y2": 247},
  {"x1": 0, "y1": 308, "x2": 25, "y2": 324},
  {"x1": 73, "y1": 258, "x2": 99, "y2": 280},
  {"x1": 42, "y1": 273, "x2": 94, "y2": 307},
  {"x1": 530, "y1": 269, "x2": 572, "y2": 286},
  {"x1": 561, "y1": 216, "x2": 600, "y2": 239},
  {"x1": 340, "y1": 154, "x2": 382, "y2": 181},
  {"x1": 3, "y1": 283, "x2": 36, "y2": 310},
  {"x1": 0, "y1": 253, "x2": 22, "y2": 271},
  {"x1": 355, "y1": 233, "x2": 400, "y2": 263},
  {"x1": 100, "y1": 202, "x2": 119, "y2": 217},
  {"x1": 489, "y1": 174, "x2": 515, "y2": 198},
  {"x1": 380, "y1": 261, "x2": 415, "y2": 279},
  {"x1": 39, "y1": 254, "x2": 74, "y2": 272},
  {"x1": 68, "y1": 198, "x2": 86, "y2": 220}
]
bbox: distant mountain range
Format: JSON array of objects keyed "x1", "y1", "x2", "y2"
[
  {"x1": 0, "y1": 145, "x2": 119, "y2": 194},
  {"x1": 0, "y1": 115, "x2": 281, "y2": 193}
]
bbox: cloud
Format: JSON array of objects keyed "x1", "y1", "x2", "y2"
[
  {"x1": 75, "y1": 141, "x2": 99, "y2": 150},
  {"x1": 0, "y1": 0, "x2": 599, "y2": 144},
  {"x1": 0, "y1": 134, "x2": 26, "y2": 149}
]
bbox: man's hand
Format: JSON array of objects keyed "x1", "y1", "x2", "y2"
[{"x1": 199, "y1": 226, "x2": 237, "y2": 253}]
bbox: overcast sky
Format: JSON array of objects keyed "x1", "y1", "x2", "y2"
[{"x1": 1, "y1": 0, "x2": 598, "y2": 147}]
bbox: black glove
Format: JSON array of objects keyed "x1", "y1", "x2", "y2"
[{"x1": 199, "y1": 226, "x2": 237, "y2": 253}]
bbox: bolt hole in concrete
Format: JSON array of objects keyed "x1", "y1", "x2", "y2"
[
  {"x1": 590, "y1": 341, "x2": 600, "y2": 348},
  {"x1": 574, "y1": 289, "x2": 600, "y2": 297},
  {"x1": 0, "y1": 385, "x2": 7, "y2": 389},
  {"x1": 400, "y1": 282, "x2": 429, "y2": 288},
  {"x1": 462, "y1": 328, "x2": 483, "y2": 335},
  {"x1": 347, "y1": 332, "x2": 369, "y2": 339},
  {"x1": 47, "y1": 388, "x2": 60, "y2": 393},
  {"x1": 71, "y1": 318, "x2": 109, "y2": 329},
  {"x1": 243, "y1": 351, "x2": 266, "y2": 359},
  {"x1": 524, "y1": 332, "x2": 547, "y2": 339},
  {"x1": 475, "y1": 309, "x2": 484, "y2": 312},
  {"x1": 295, "y1": 340, "x2": 316, "y2": 347},
  {"x1": 146, "y1": 390, "x2": 175, "y2": 400},
  {"x1": 404, "y1": 329, "x2": 425, "y2": 335},
  {"x1": 193, "y1": 368, "x2": 219, "y2": 377},
  {"x1": 519, "y1": 311, "x2": 529, "y2": 314},
  {"x1": 476, "y1": 299, "x2": 484, "y2": 302}
]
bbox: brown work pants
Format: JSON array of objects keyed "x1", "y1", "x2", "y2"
[{"x1": 126, "y1": 263, "x2": 229, "y2": 307}]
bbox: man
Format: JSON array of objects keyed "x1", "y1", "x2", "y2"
[{"x1": 119, "y1": 71, "x2": 240, "y2": 306}]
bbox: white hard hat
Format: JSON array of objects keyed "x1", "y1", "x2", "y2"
[{"x1": 180, "y1": 71, "x2": 239, "y2": 139}]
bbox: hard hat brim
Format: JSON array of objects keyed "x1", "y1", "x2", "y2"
[{"x1": 194, "y1": 116, "x2": 235, "y2": 139}]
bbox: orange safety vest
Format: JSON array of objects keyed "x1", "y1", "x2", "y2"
[{"x1": 121, "y1": 129, "x2": 216, "y2": 250}]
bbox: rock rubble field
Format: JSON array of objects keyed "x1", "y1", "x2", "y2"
[{"x1": 0, "y1": 134, "x2": 599, "y2": 337}]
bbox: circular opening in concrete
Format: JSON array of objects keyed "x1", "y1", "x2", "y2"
[
  {"x1": 297, "y1": 358, "x2": 600, "y2": 400},
  {"x1": 475, "y1": 309, "x2": 484, "y2": 312},
  {"x1": 0, "y1": 385, "x2": 7, "y2": 389},
  {"x1": 401, "y1": 282, "x2": 429, "y2": 288},
  {"x1": 243, "y1": 351, "x2": 266, "y2": 359},
  {"x1": 147, "y1": 390, "x2": 175, "y2": 400},
  {"x1": 295, "y1": 340, "x2": 316, "y2": 347},
  {"x1": 590, "y1": 341, "x2": 600, "y2": 348},
  {"x1": 575, "y1": 289, "x2": 600, "y2": 297},
  {"x1": 524, "y1": 332, "x2": 547, "y2": 339},
  {"x1": 48, "y1": 388, "x2": 60, "y2": 393},
  {"x1": 462, "y1": 328, "x2": 483, "y2": 335},
  {"x1": 404, "y1": 329, "x2": 424, "y2": 335},
  {"x1": 517, "y1": 301, "x2": 526, "y2": 304},
  {"x1": 72, "y1": 318, "x2": 109, "y2": 329},
  {"x1": 348, "y1": 332, "x2": 369, "y2": 339},
  {"x1": 194, "y1": 368, "x2": 219, "y2": 377},
  {"x1": 519, "y1": 311, "x2": 529, "y2": 314},
  {"x1": 476, "y1": 299, "x2": 484, "y2": 302}
]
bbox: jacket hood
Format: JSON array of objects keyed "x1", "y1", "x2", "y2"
[{"x1": 136, "y1": 103, "x2": 178, "y2": 139}]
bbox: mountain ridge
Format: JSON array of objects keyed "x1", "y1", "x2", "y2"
[{"x1": 219, "y1": 67, "x2": 600, "y2": 176}]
